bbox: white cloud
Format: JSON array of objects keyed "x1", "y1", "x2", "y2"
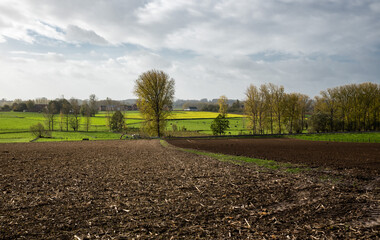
[
  {"x1": 10, "y1": 51, "x2": 65, "y2": 62},
  {"x1": 136, "y1": 0, "x2": 193, "y2": 24},
  {"x1": 116, "y1": 51, "x2": 173, "y2": 75},
  {"x1": 0, "y1": 0, "x2": 379, "y2": 100}
]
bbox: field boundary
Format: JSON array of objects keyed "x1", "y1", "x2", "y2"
[
  {"x1": 160, "y1": 140, "x2": 309, "y2": 173},
  {"x1": 165, "y1": 131, "x2": 380, "y2": 141}
]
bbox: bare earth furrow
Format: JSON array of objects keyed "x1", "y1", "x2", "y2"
[{"x1": 0, "y1": 140, "x2": 379, "y2": 239}]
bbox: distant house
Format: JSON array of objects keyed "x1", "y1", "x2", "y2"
[
  {"x1": 184, "y1": 106, "x2": 198, "y2": 111},
  {"x1": 99, "y1": 104, "x2": 138, "y2": 111},
  {"x1": 127, "y1": 104, "x2": 138, "y2": 111},
  {"x1": 99, "y1": 105, "x2": 107, "y2": 111}
]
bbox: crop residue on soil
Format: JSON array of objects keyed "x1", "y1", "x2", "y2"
[{"x1": 1, "y1": 140, "x2": 379, "y2": 239}]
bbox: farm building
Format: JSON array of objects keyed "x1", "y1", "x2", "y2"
[
  {"x1": 184, "y1": 106, "x2": 198, "y2": 111},
  {"x1": 99, "y1": 104, "x2": 138, "y2": 111}
]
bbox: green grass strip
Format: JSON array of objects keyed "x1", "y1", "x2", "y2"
[
  {"x1": 160, "y1": 140, "x2": 308, "y2": 173},
  {"x1": 287, "y1": 132, "x2": 380, "y2": 143}
]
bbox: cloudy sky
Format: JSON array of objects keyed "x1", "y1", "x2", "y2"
[{"x1": 0, "y1": 0, "x2": 379, "y2": 101}]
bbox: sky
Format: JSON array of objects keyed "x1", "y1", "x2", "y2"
[{"x1": 0, "y1": 0, "x2": 379, "y2": 101}]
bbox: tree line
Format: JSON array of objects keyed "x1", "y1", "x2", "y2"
[
  {"x1": 210, "y1": 82, "x2": 379, "y2": 135},
  {"x1": 43, "y1": 94, "x2": 98, "y2": 132},
  {"x1": 312, "y1": 82, "x2": 379, "y2": 132},
  {"x1": 244, "y1": 83, "x2": 312, "y2": 134},
  {"x1": 1, "y1": 68, "x2": 379, "y2": 137},
  {"x1": 244, "y1": 82, "x2": 379, "y2": 134}
]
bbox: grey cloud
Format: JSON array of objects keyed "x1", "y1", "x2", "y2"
[
  {"x1": 3, "y1": 0, "x2": 380, "y2": 56},
  {"x1": 1, "y1": 0, "x2": 379, "y2": 100},
  {"x1": 65, "y1": 25, "x2": 108, "y2": 45}
]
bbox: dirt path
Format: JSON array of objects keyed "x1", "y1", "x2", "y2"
[{"x1": 0, "y1": 140, "x2": 379, "y2": 239}]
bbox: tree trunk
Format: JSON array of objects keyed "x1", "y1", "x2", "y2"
[
  {"x1": 157, "y1": 117, "x2": 160, "y2": 137},
  {"x1": 270, "y1": 112, "x2": 273, "y2": 134}
]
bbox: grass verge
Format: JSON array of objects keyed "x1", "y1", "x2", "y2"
[
  {"x1": 287, "y1": 132, "x2": 380, "y2": 143},
  {"x1": 160, "y1": 140, "x2": 309, "y2": 173}
]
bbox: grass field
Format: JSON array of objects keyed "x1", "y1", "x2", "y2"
[
  {"x1": 1, "y1": 111, "x2": 379, "y2": 143},
  {"x1": 0, "y1": 111, "x2": 138, "y2": 142},
  {"x1": 0, "y1": 131, "x2": 122, "y2": 143},
  {"x1": 0, "y1": 111, "x2": 246, "y2": 142},
  {"x1": 0, "y1": 112, "x2": 44, "y2": 133},
  {"x1": 167, "y1": 117, "x2": 249, "y2": 135},
  {"x1": 97, "y1": 111, "x2": 244, "y2": 119}
]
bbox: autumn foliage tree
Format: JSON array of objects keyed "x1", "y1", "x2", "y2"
[
  {"x1": 218, "y1": 95, "x2": 228, "y2": 117},
  {"x1": 134, "y1": 70, "x2": 175, "y2": 137}
]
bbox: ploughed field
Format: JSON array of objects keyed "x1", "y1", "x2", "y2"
[
  {"x1": 1, "y1": 140, "x2": 379, "y2": 239},
  {"x1": 168, "y1": 138, "x2": 380, "y2": 170}
]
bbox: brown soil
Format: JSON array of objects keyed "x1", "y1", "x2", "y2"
[
  {"x1": 167, "y1": 138, "x2": 380, "y2": 170},
  {"x1": 1, "y1": 140, "x2": 379, "y2": 239}
]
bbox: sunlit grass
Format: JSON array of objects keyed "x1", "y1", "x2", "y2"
[
  {"x1": 0, "y1": 111, "x2": 249, "y2": 142},
  {"x1": 287, "y1": 132, "x2": 380, "y2": 143},
  {"x1": 36, "y1": 131, "x2": 122, "y2": 142},
  {"x1": 168, "y1": 111, "x2": 244, "y2": 119},
  {"x1": 166, "y1": 117, "x2": 249, "y2": 135},
  {"x1": 98, "y1": 110, "x2": 245, "y2": 119},
  {"x1": 0, "y1": 132, "x2": 33, "y2": 143},
  {"x1": 0, "y1": 131, "x2": 122, "y2": 143},
  {"x1": 160, "y1": 140, "x2": 309, "y2": 172}
]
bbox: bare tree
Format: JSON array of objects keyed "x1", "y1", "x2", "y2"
[
  {"x1": 106, "y1": 97, "x2": 112, "y2": 131},
  {"x1": 69, "y1": 98, "x2": 81, "y2": 131},
  {"x1": 58, "y1": 98, "x2": 71, "y2": 131},
  {"x1": 269, "y1": 83, "x2": 285, "y2": 134},
  {"x1": 81, "y1": 101, "x2": 91, "y2": 132},
  {"x1": 244, "y1": 84, "x2": 259, "y2": 134},
  {"x1": 298, "y1": 94, "x2": 311, "y2": 132},
  {"x1": 89, "y1": 94, "x2": 98, "y2": 117},
  {"x1": 44, "y1": 100, "x2": 59, "y2": 131}
]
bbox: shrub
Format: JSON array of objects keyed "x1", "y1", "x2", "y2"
[
  {"x1": 30, "y1": 123, "x2": 51, "y2": 138},
  {"x1": 210, "y1": 114, "x2": 230, "y2": 135},
  {"x1": 110, "y1": 111, "x2": 125, "y2": 132}
]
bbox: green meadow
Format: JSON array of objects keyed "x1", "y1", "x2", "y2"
[
  {"x1": 0, "y1": 111, "x2": 247, "y2": 142},
  {"x1": 167, "y1": 117, "x2": 249, "y2": 135},
  {"x1": 1, "y1": 111, "x2": 378, "y2": 143}
]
